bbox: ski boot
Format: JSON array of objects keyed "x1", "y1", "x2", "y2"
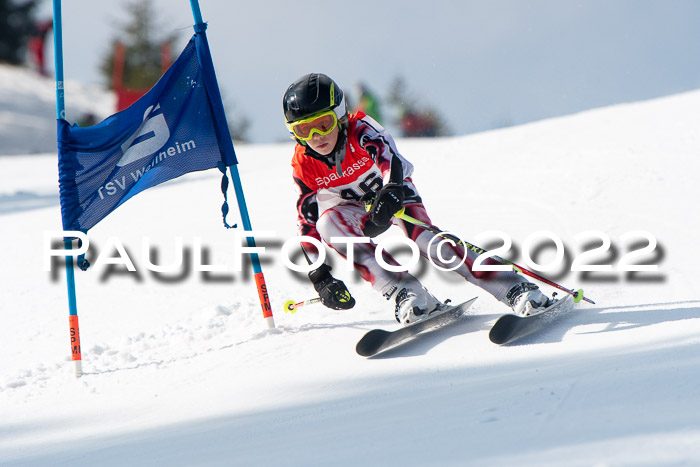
[
  {"x1": 385, "y1": 278, "x2": 441, "y2": 325},
  {"x1": 507, "y1": 282, "x2": 554, "y2": 317}
]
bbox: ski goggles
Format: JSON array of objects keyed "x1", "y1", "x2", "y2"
[{"x1": 287, "y1": 110, "x2": 338, "y2": 141}]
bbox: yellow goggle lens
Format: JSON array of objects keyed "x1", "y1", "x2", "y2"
[{"x1": 288, "y1": 111, "x2": 338, "y2": 141}]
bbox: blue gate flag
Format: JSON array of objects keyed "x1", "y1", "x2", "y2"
[{"x1": 57, "y1": 33, "x2": 237, "y2": 232}]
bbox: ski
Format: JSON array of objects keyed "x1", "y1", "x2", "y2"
[
  {"x1": 356, "y1": 297, "x2": 477, "y2": 357},
  {"x1": 489, "y1": 294, "x2": 576, "y2": 345}
]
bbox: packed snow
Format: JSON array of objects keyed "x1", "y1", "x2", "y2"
[{"x1": 1, "y1": 64, "x2": 700, "y2": 466}]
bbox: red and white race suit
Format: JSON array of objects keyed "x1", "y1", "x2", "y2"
[{"x1": 291, "y1": 112, "x2": 525, "y2": 302}]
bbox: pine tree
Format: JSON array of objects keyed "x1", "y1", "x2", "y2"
[
  {"x1": 97, "y1": 0, "x2": 252, "y2": 141},
  {"x1": 387, "y1": 75, "x2": 451, "y2": 138},
  {"x1": 227, "y1": 104, "x2": 251, "y2": 143},
  {"x1": 0, "y1": 0, "x2": 39, "y2": 65},
  {"x1": 99, "y1": 0, "x2": 176, "y2": 90}
]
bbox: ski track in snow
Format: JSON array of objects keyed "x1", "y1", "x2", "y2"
[{"x1": 2, "y1": 64, "x2": 700, "y2": 466}]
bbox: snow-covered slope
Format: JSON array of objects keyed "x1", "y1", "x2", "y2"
[
  {"x1": 1, "y1": 85, "x2": 700, "y2": 466},
  {"x1": 0, "y1": 64, "x2": 114, "y2": 155}
]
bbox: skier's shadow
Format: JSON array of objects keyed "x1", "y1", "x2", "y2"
[
  {"x1": 501, "y1": 300, "x2": 700, "y2": 346},
  {"x1": 367, "y1": 313, "x2": 496, "y2": 359},
  {"x1": 367, "y1": 300, "x2": 700, "y2": 353}
]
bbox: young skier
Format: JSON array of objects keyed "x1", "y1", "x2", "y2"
[{"x1": 283, "y1": 73, "x2": 553, "y2": 325}]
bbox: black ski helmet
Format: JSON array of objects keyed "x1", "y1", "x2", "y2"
[{"x1": 283, "y1": 73, "x2": 347, "y2": 125}]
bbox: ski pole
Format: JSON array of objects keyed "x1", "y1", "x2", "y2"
[
  {"x1": 282, "y1": 243, "x2": 325, "y2": 313},
  {"x1": 283, "y1": 297, "x2": 322, "y2": 314},
  {"x1": 392, "y1": 208, "x2": 595, "y2": 304}
]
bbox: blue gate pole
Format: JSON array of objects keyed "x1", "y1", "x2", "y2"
[
  {"x1": 53, "y1": 0, "x2": 83, "y2": 377},
  {"x1": 190, "y1": 0, "x2": 275, "y2": 328}
]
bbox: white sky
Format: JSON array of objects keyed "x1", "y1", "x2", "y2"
[{"x1": 40, "y1": 0, "x2": 700, "y2": 143}]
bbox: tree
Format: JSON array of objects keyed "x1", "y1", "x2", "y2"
[
  {"x1": 99, "y1": 0, "x2": 177, "y2": 90},
  {"x1": 387, "y1": 75, "x2": 451, "y2": 138},
  {"x1": 225, "y1": 100, "x2": 251, "y2": 143},
  {"x1": 0, "y1": 0, "x2": 39, "y2": 65},
  {"x1": 98, "y1": 0, "x2": 252, "y2": 140}
]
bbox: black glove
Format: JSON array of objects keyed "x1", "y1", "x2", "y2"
[
  {"x1": 308, "y1": 263, "x2": 355, "y2": 310},
  {"x1": 369, "y1": 183, "x2": 404, "y2": 226}
]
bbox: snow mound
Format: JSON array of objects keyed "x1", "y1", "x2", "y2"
[{"x1": 0, "y1": 64, "x2": 114, "y2": 155}]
